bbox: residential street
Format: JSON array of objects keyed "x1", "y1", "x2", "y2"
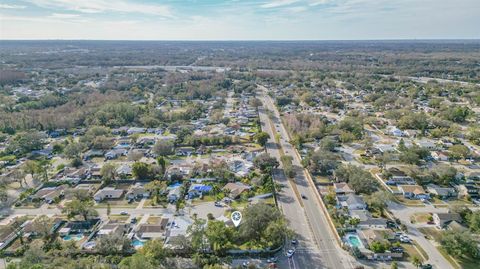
[{"x1": 387, "y1": 202, "x2": 453, "y2": 269}]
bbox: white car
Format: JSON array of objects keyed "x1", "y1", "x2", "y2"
[
  {"x1": 286, "y1": 249, "x2": 295, "y2": 258},
  {"x1": 400, "y1": 235, "x2": 411, "y2": 243}
]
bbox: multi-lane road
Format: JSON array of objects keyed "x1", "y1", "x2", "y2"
[{"x1": 257, "y1": 85, "x2": 356, "y2": 269}]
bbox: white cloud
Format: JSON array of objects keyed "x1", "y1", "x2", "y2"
[
  {"x1": 0, "y1": 4, "x2": 27, "y2": 9},
  {"x1": 286, "y1": 6, "x2": 308, "y2": 13},
  {"x1": 308, "y1": 0, "x2": 330, "y2": 6},
  {"x1": 261, "y1": 0, "x2": 301, "y2": 8},
  {"x1": 50, "y1": 13, "x2": 80, "y2": 19},
  {"x1": 26, "y1": 0, "x2": 173, "y2": 17}
]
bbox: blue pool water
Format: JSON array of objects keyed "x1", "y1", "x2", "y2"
[
  {"x1": 132, "y1": 239, "x2": 145, "y2": 248},
  {"x1": 346, "y1": 234, "x2": 364, "y2": 248},
  {"x1": 62, "y1": 234, "x2": 84, "y2": 241}
]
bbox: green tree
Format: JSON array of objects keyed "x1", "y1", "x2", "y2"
[
  {"x1": 441, "y1": 231, "x2": 479, "y2": 259},
  {"x1": 370, "y1": 241, "x2": 386, "y2": 253},
  {"x1": 303, "y1": 150, "x2": 339, "y2": 176},
  {"x1": 96, "y1": 233, "x2": 132, "y2": 255},
  {"x1": 365, "y1": 191, "x2": 391, "y2": 213},
  {"x1": 62, "y1": 199, "x2": 98, "y2": 221},
  {"x1": 205, "y1": 220, "x2": 233, "y2": 255},
  {"x1": 448, "y1": 144, "x2": 470, "y2": 160},
  {"x1": 467, "y1": 211, "x2": 480, "y2": 233},
  {"x1": 153, "y1": 140, "x2": 174, "y2": 156},
  {"x1": 239, "y1": 203, "x2": 291, "y2": 248},
  {"x1": 139, "y1": 239, "x2": 169, "y2": 261},
  {"x1": 255, "y1": 132, "x2": 270, "y2": 147},
  {"x1": 119, "y1": 254, "x2": 156, "y2": 269},
  {"x1": 157, "y1": 156, "x2": 166, "y2": 174},
  {"x1": 188, "y1": 218, "x2": 207, "y2": 253},
  {"x1": 6, "y1": 131, "x2": 44, "y2": 156},
  {"x1": 412, "y1": 256, "x2": 422, "y2": 268},
  {"x1": 132, "y1": 162, "x2": 152, "y2": 180},
  {"x1": 63, "y1": 142, "x2": 85, "y2": 159},
  {"x1": 253, "y1": 153, "x2": 279, "y2": 173},
  {"x1": 334, "y1": 164, "x2": 378, "y2": 194},
  {"x1": 100, "y1": 163, "x2": 117, "y2": 184}
]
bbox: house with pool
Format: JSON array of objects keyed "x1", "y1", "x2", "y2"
[{"x1": 59, "y1": 219, "x2": 100, "y2": 242}]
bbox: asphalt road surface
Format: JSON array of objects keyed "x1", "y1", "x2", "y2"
[{"x1": 257, "y1": 85, "x2": 356, "y2": 269}]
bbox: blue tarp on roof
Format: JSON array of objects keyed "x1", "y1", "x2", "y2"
[{"x1": 192, "y1": 185, "x2": 212, "y2": 192}]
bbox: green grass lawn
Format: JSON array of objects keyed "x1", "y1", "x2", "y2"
[
  {"x1": 418, "y1": 227, "x2": 443, "y2": 242},
  {"x1": 411, "y1": 213, "x2": 432, "y2": 224},
  {"x1": 395, "y1": 196, "x2": 425, "y2": 207},
  {"x1": 402, "y1": 243, "x2": 427, "y2": 263},
  {"x1": 94, "y1": 199, "x2": 138, "y2": 208},
  {"x1": 191, "y1": 195, "x2": 217, "y2": 205},
  {"x1": 108, "y1": 214, "x2": 130, "y2": 222}
]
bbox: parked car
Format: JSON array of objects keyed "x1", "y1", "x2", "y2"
[
  {"x1": 266, "y1": 257, "x2": 278, "y2": 263},
  {"x1": 120, "y1": 211, "x2": 129, "y2": 215},
  {"x1": 291, "y1": 239, "x2": 298, "y2": 245},
  {"x1": 399, "y1": 235, "x2": 411, "y2": 243},
  {"x1": 286, "y1": 249, "x2": 295, "y2": 258},
  {"x1": 301, "y1": 194, "x2": 307, "y2": 199}
]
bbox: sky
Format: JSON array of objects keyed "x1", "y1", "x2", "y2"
[{"x1": 0, "y1": 0, "x2": 479, "y2": 40}]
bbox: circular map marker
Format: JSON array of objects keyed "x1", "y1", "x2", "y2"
[{"x1": 231, "y1": 211, "x2": 242, "y2": 227}]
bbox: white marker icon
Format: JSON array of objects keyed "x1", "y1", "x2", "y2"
[{"x1": 231, "y1": 211, "x2": 242, "y2": 227}]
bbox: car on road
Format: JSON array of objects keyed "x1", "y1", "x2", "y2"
[
  {"x1": 214, "y1": 201, "x2": 222, "y2": 207},
  {"x1": 120, "y1": 211, "x2": 129, "y2": 215},
  {"x1": 130, "y1": 217, "x2": 137, "y2": 224},
  {"x1": 420, "y1": 264, "x2": 433, "y2": 269},
  {"x1": 242, "y1": 261, "x2": 249, "y2": 268},
  {"x1": 291, "y1": 239, "x2": 298, "y2": 245},
  {"x1": 286, "y1": 249, "x2": 295, "y2": 258}
]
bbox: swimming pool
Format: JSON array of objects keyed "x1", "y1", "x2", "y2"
[
  {"x1": 346, "y1": 234, "x2": 364, "y2": 248},
  {"x1": 63, "y1": 234, "x2": 84, "y2": 241},
  {"x1": 132, "y1": 239, "x2": 145, "y2": 248}
]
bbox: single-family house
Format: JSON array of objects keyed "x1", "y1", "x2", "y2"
[
  {"x1": 417, "y1": 139, "x2": 437, "y2": 150},
  {"x1": 116, "y1": 164, "x2": 132, "y2": 178},
  {"x1": 105, "y1": 149, "x2": 128, "y2": 160},
  {"x1": 337, "y1": 194, "x2": 367, "y2": 211},
  {"x1": 127, "y1": 127, "x2": 146, "y2": 135},
  {"x1": 398, "y1": 185, "x2": 429, "y2": 200},
  {"x1": 455, "y1": 184, "x2": 479, "y2": 199},
  {"x1": 358, "y1": 218, "x2": 388, "y2": 230},
  {"x1": 168, "y1": 186, "x2": 183, "y2": 203},
  {"x1": 94, "y1": 187, "x2": 124, "y2": 202},
  {"x1": 97, "y1": 221, "x2": 130, "y2": 237},
  {"x1": 136, "y1": 217, "x2": 169, "y2": 239},
  {"x1": 432, "y1": 213, "x2": 463, "y2": 230},
  {"x1": 83, "y1": 149, "x2": 104, "y2": 160},
  {"x1": 176, "y1": 147, "x2": 195, "y2": 156},
  {"x1": 431, "y1": 151, "x2": 449, "y2": 161},
  {"x1": 222, "y1": 182, "x2": 252, "y2": 199},
  {"x1": 426, "y1": 184, "x2": 457, "y2": 199},
  {"x1": 126, "y1": 183, "x2": 150, "y2": 200},
  {"x1": 387, "y1": 126, "x2": 404, "y2": 137},
  {"x1": 333, "y1": 182, "x2": 355, "y2": 195},
  {"x1": 59, "y1": 219, "x2": 100, "y2": 236},
  {"x1": 30, "y1": 185, "x2": 67, "y2": 204},
  {"x1": 187, "y1": 184, "x2": 212, "y2": 199}
]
